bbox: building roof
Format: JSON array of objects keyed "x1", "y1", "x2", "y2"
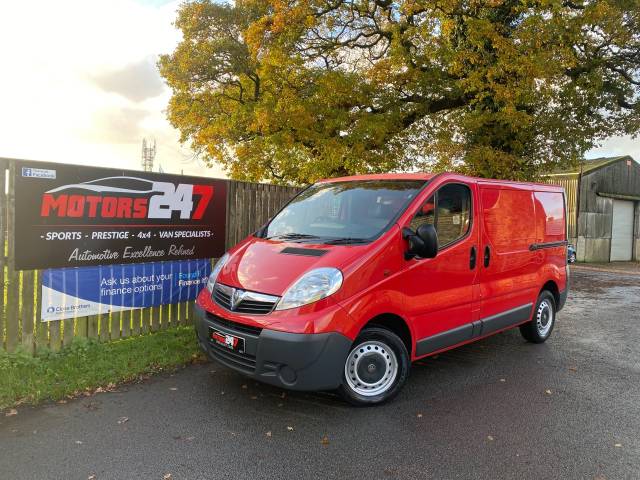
[{"x1": 546, "y1": 155, "x2": 637, "y2": 177}]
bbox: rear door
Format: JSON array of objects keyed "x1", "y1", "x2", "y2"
[
  {"x1": 478, "y1": 184, "x2": 538, "y2": 333},
  {"x1": 401, "y1": 179, "x2": 480, "y2": 357}
]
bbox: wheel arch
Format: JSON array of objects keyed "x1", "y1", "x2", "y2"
[
  {"x1": 363, "y1": 313, "x2": 413, "y2": 356},
  {"x1": 541, "y1": 280, "x2": 560, "y2": 308}
]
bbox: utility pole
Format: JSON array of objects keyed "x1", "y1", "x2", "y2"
[{"x1": 141, "y1": 138, "x2": 156, "y2": 172}]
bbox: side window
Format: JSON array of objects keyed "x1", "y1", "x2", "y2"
[{"x1": 410, "y1": 183, "x2": 472, "y2": 248}]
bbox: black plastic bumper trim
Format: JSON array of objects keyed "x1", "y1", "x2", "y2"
[
  {"x1": 481, "y1": 303, "x2": 533, "y2": 335},
  {"x1": 415, "y1": 323, "x2": 473, "y2": 357},
  {"x1": 194, "y1": 304, "x2": 352, "y2": 391},
  {"x1": 416, "y1": 303, "x2": 533, "y2": 357}
]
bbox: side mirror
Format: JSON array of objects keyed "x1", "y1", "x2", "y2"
[
  {"x1": 402, "y1": 225, "x2": 438, "y2": 259},
  {"x1": 416, "y1": 224, "x2": 438, "y2": 258}
]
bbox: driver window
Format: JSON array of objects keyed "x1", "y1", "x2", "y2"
[{"x1": 410, "y1": 183, "x2": 471, "y2": 248}]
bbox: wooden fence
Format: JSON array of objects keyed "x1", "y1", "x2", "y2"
[{"x1": 0, "y1": 158, "x2": 300, "y2": 354}]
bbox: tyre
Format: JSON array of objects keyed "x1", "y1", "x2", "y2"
[
  {"x1": 338, "y1": 327, "x2": 410, "y2": 406},
  {"x1": 520, "y1": 291, "x2": 556, "y2": 343}
]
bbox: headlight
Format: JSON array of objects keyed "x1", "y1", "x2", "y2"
[
  {"x1": 207, "y1": 253, "x2": 230, "y2": 292},
  {"x1": 275, "y1": 267, "x2": 343, "y2": 310}
]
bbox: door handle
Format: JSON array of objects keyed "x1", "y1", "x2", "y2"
[
  {"x1": 470, "y1": 246, "x2": 477, "y2": 270},
  {"x1": 484, "y1": 245, "x2": 491, "y2": 268}
]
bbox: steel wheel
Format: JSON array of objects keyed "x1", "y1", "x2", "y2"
[
  {"x1": 344, "y1": 340, "x2": 398, "y2": 397},
  {"x1": 536, "y1": 299, "x2": 554, "y2": 338}
]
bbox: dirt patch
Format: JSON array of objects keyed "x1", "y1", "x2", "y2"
[
  {"x1": 571, "y1": 268, "x2": 640, "y2": 295},
  {"x1": 573, "y1": 262, "x2": 640, "y2": 276}
]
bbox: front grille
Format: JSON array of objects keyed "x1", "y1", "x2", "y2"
[
  {"x1": 208, "y1": 341, "x2": 256, "y2": 373},
  {"x1": 206, "y1": 312, "x2": 262, "y2": 336},
  {"x1": 213, "y1": 287, "x2": 232, "y2": 309},
  {"x1": 213, "y1": 283, "x2": 279, "y2": 315}
]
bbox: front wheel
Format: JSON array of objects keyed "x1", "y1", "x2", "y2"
[
  {"x1": 338, "y1": 327, "x2": 410, "y2": 406},
  {"x1": 520, "y1": 291, "x2": 556, "y2": 343}
]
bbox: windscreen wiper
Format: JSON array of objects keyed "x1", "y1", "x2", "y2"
[
  {"x1": 267, "y1": 233, "x2": 320, "y2": 240},
  {"x1": 323, "y1": 237, "x2": 369, "y2": 245}
]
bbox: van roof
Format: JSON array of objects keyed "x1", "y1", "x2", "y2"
[
  {"x1": 318, "y1": 172, "x2": 564, "y2": 191},
  {"x1": 319, "y1": 172, "x2": 436, "y2": 183}
]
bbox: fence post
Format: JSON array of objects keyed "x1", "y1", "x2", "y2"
[
  {"x1": 49, "y1": 321, "x2": 62, "y2": 351},
  {"x1": 63, "y1": 318, "x2": 74, "y2": 347},
  {"x1": 87, "y1": 314, "x2": 99, "y2": 340},
  {"x1": 161, "y1": 303, "x2": 170, "y2": 330},
  {"x1": 21, "y1": 270, "x2": 35, "y2": 354},
  {"x1": 5, "y1": 162, "x2": 20, "y2": 353},
  {"x1": 99, "y1": 313, "x2": 110, "y2": 342},
  {"x1": 140, "y1": 307, "x2": 151, "y2": 334},
  {"x1": 131, "y1": 309, "x2": 141, "y2": 336},
  {"x1": 176, "y1": 302, "x2": 185, "y2": 326},
  {"x1": 76, "y1": 315, "x2": 88, "y2": 339},
  {"x1": 0, "y1": 161, "x2": 7, "y2": 351},
  {"x1": 110, "y1": 311, "x2": 121, "y2": 340},
  {"x1": 225, "y1": 180, "x2": 235, "y2": 249},
  {"x1": 34, "y1": 270, "x2": 49, "y2": 351},
  {"x1": 120, "y1": 310, "x2": 131, "y2": 338}
]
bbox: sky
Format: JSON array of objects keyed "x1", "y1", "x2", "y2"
[{"x1": 0, "y1": 0, "x2": 637, "y2": 178}]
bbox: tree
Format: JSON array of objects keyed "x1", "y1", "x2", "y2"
[{"x1": 159, "y1": 0, "x2": 640, "y2": 184}]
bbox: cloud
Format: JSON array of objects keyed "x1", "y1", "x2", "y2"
[
  {"x1": 89, "y1": 57, "x2": 165, "y2": 102},
  {"x1": 83, "y1": 106, "x2": 149, "y2": 143}
]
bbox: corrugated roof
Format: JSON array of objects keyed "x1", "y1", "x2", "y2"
[{"x1": 546, "y1": 155, "x2": 637, "y2": 177}]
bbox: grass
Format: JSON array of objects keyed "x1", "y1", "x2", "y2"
[{"x1": 0, "y1": 327, "x2": 203, "y2": 410}]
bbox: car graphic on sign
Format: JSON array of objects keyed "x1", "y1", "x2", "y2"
[{"x1": 45, "y1": 176, "x2": 156, "y2": 194}]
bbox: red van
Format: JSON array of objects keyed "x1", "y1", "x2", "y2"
[{"x1": 194, "y1": 173, "x2": 568, "y2": 405}]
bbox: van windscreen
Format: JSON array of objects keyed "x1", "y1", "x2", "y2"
[{"x1": 265, "y1": 180, "x2": 425, "y2": 244}]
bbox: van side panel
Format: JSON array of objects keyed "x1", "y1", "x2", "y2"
[{"x1": 478, "y1": 186, "x2": 539, "y2": 322}]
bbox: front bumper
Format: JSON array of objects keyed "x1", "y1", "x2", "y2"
[{"x1": 194, "y1": 304, "x2": 352, "y2": 391}]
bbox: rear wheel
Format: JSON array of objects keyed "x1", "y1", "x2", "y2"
[
  {"x1": 338, "y1": 327, "x2": 410, "y2": 406},
  {"x1": 520, "y1": 291, "x2": 556, "y2": 343}
]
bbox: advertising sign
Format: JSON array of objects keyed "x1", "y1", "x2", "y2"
[
  {"x1": 14, "y1": 160, "x2": 227, "y2": 270},
  {"x1": 41, "y1": 259, "x2": 211, "y2": 321}
]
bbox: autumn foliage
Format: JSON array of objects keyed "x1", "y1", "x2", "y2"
[{"x1": 159, "y1": 0, "x2": 640, "y2": 184}]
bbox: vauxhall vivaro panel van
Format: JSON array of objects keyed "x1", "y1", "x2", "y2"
[{"x1": 194, "y1": 173, "x2": 568, "y2": 405}]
